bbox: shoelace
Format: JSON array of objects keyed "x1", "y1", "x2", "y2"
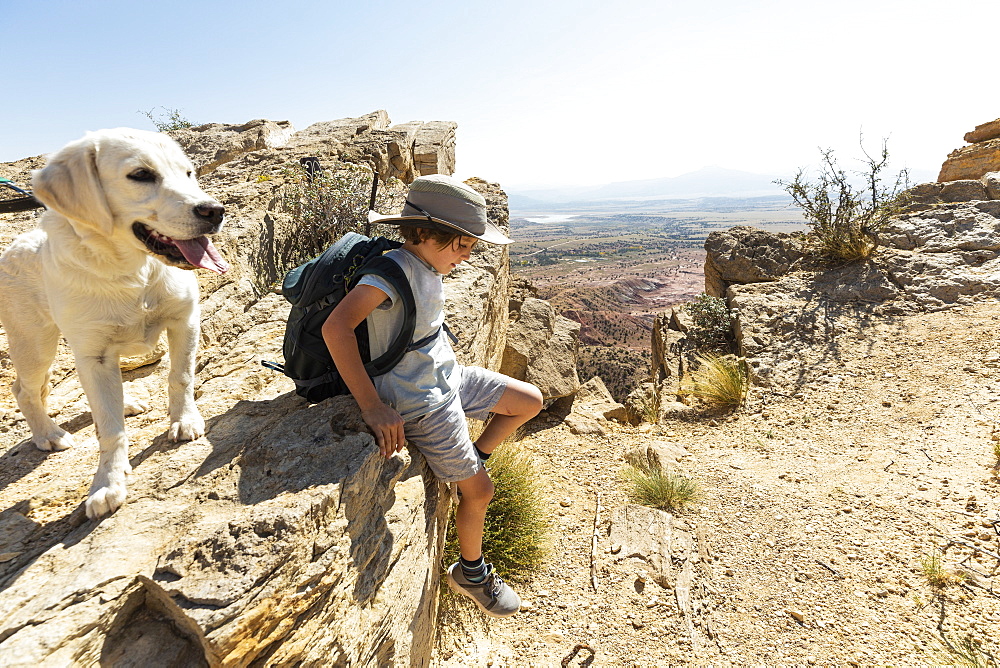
[{"x1": 484, "y1": 569, "x2": 504, "y2": 598}]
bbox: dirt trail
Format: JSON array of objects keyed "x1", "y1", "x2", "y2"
[{"x1": 435, "y1": 300, "x2": 1000, "y2": 666}]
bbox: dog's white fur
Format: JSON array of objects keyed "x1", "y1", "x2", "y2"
[{"x1": 0, "y1": 128, "x2": 228, "y2": 518}]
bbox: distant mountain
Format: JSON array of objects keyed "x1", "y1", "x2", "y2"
[{"x1": 509, "y1": 166, "x2": 786, "y2": 205}]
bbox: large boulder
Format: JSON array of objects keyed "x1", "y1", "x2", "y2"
[
  {"x1": 939, "y1": 117, "x2": 1000, "y2": 182},
  {"x1": 939, "y1": 140, "x2": 1000, "y2": 182},
  {"x1": 964, "y1": 117, "x2": 1000, "y2": 144},
  {"x1": 500, "y1": 297, "x2": 580, "y2": 404},
  {"x1": 650, "y1": 310, "x2": 688, "y2": 385},
  {"x1": 703, "y1": 226, "x2": 806, "y2": 298},
  {"x1": 168, "y1": 119, "x2": 295, "y2": 176}
]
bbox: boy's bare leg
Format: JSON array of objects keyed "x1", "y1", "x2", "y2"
[
  {"x1": 454, "y1": 468, "x2": 495, "y2": 560},
  {"x1": 474, "y1": 378, "x2": 543, "y2": 456}
]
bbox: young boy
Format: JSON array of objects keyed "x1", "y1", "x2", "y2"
[{"x1": 321, "y1": 174, "x2": 543, "y2": 618}]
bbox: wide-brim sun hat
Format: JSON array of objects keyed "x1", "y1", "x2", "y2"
[{"x1": 368, "y1": 174, "x2": 513, "y2": 245}]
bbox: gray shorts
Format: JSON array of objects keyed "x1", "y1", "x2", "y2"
[{"x1": 404, "y1": 365, "x2": 509, "y2": 483}]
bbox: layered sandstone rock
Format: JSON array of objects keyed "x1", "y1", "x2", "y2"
[
  {"x1": 703, "y1": 226, "x2": 806, "y2": 298},
  {"x1": 501, "y1": 297, "x2": 580, "y2": 405},
  {"x1": 703, "y1": 192, "x2": 1000, "y2": 389},
  {"x1": 169, "y1": 119, "x2": 296, "y2": 176},
  {"x1": 964, "y1": 118, "x2": 1000, "y2": 144},
  {"x1": 939, "y1": 116, "x2": 1000, "y2": 181},
  {"x1": 650, "y1": 309, "x2": 687, "y2": 385},
  {"x1": 0, "y1": 113, "x2": 514, "y2": 667}
]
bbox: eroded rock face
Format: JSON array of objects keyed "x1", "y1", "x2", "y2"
[
  {"x1": 703, "y1": 226, "x2": 807, "y2": 298},
  {"x1": 964, "y1": 118, "x2": 1000, "y2": 144},
  {"x1": 713, "y1": 198, "x2": 1000, "y2": 389},
  {"x1": 501, "y1": 297, "x2": 580, "y2": 404},
  {"x1": 939, "y1": 117, "x2": 1000, "y2": 181},
  {"x1": 169, "y1": 119, "x2": 296, "y2": 176},
  {"x1": 650, "y1": 309, "x2": 689, "y2": 386},
  {"x1": 0, "y1": 113, "x2": 514, "y2": 667}
]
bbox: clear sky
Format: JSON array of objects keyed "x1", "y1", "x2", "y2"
[{"x1": 1, "y1": 0, "x2": 997, "y2": 188}]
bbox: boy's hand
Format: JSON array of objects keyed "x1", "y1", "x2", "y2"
[{"x1": 361, "y1": 402, "x2": 406, "y2": 459}]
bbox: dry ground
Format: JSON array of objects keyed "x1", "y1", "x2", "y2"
[{"x1": 435, "y1": 299, "x2": 1000, "y2": 666}]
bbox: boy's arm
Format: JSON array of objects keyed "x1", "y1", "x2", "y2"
[{"x1": 321, "y1": 284, "x2": 406, "y2": 458}]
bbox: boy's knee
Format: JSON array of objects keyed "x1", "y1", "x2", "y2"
[
  {"x1": 529, "y1": 385, "x2": 543, "y2": 415},
  {"x1": 523, "y1": 384, "x2": 543, "y2": 418},
  {"x1": 460, "y1": 472, "x2": 494, "y2": 506}
]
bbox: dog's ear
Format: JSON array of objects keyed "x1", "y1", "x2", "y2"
[{"x1": 32, "y1": 134, "x2": 114, "y2": 236}]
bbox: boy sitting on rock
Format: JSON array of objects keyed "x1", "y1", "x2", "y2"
[{"x1": 322, "y1": 174, "x2": 543, "y2": 617}]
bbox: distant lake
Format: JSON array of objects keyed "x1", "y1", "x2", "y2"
[{"x1": 521, "y1": 214, "x2": 578, "y2": 224}]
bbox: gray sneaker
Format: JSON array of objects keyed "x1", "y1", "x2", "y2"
[{"x1": 447, "y1": 561, "x2": 521, "y2": 618}]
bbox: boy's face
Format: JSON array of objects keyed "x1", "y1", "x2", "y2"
[{"x1": 415, "y1": 235, "x2": 478, "y2": 274}]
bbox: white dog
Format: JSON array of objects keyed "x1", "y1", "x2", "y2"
[{"x1": 0, "y1": 128, "x2": 230, "y2": 519}]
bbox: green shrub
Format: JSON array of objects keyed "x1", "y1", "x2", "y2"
[
  {"x1": 684, "y1": 293, "x2": 734, "y2": 352},
  {"x1": 275, "y1": 162, "x2": 406, "y2": 277},
  {"x1": 139, "y1": 106, "x2": 195, "y2": 132},
  {"x1": 442, "y1": 445, "x2": 549, "y2": 584},
  {"x1": 622, "y1": 459, "x2": 699, "y2": 512},
  {"x1": 776, "y1": 140, "x2": 910, "y2": 262},
  {"x1": 682, "y1": 353, "x2": 750, "y2": 410}
]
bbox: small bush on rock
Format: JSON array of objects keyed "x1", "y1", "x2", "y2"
[
  {"x1": 139, "y1": 106, "x2": 195, "y2": 132},
  {"x1": 276, "y1": 163, "x2": 406, "y2": 276},
  {"x1": 776, "y1": 140, "x2": 910, "y2": 263}
]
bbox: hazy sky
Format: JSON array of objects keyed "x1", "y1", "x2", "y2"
[{"x1": 2, "y1": 0, "x2": 997, "y2": 188}]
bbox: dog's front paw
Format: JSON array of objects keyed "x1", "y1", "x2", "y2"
[
  {"x1": 85, "y1": 481, "x2": 127, "y2": 519},
  {"x1": 168, "y1": 414, "x2": 205, "y2": 442},
  {"x1": 33, "y1": 429, "x2": 76, "y2": 452}
]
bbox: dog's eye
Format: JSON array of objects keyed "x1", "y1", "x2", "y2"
[
  {"x1": 127, "y1": 169, "x2": 157, "y2": 183},
  {"x1": 187, "y1": 171, "x2": 193, "y2": 178}
]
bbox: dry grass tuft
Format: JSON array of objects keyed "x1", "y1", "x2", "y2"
[
  {"x1": 920, "y1": 550, "x2": 967, "y2": 589},
  {"x1": 622, "y1": 460, "x2": 699, "y2": 512},
  {"x1": 926, "y1": 631, "x2": 998, "y2": 668},
  {"x1": 630, "y1": 383, "x2": 663, "y2": 424},
  {"x1": 682, "y1": 353, "x2": 751, "y2": 410}
]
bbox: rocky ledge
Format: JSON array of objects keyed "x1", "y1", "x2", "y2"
[{"x1": 0, "y1": 113, "x2": 580, "y2": 666}]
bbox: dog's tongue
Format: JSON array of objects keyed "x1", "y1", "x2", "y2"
[{"x1": 173, "y1": 237, "x2": 231, "y2": 274}]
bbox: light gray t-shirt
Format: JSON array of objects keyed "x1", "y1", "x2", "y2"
[{"x1": 356, "y1": 247, "x2": 458, "y2": 420}]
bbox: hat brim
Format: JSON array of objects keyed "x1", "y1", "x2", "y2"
[{"x1": 367, "y1": 210, "x2": 513, "y2": 245}]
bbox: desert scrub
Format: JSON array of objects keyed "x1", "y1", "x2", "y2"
[
  {"x1": 622, "y1": 459, "x2": 699, "y2": 512},
  {"x1": 684, "y1": 293, "x2": 734, "y2": 352},
  {"x1": 926, "y1": 631, "x2": 998, "y2": 667},
  {"x1": 681, "y1": 353, "x2": 750, "y2": 410},
  {"x1": 139, "y1": 106, "x2": 195, "y2": 132},
  {"x1": 275, "y1": 162, "x2": 406, "y2": 276},
  {"x1": 991, "y1": 427, "x2": 1000, "y2": 469},
  {"x1": 629, "y1": 382, "x2": 663, "y2": 424},
  {"x1": 775, "y1": 139, "x2": 910, "y2": 263},
  {"x1": 443, "y1": 445, "x2": 549, "y2": 585},
  {"x1": 920, "y1": 550, "x2": 967, "y2": 589}
]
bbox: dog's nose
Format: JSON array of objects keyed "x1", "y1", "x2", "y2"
[{"x1": 194, "y1": 202, "x2": 225, "y2": 228}]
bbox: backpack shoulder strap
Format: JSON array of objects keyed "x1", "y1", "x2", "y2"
[{"x1": 351, "y1": 255, "x2": 418, "y2": 376}]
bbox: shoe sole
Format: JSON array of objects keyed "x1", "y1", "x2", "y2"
[{"x1": 446, "y1": 565, "x2": 520, "y2": 618}]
